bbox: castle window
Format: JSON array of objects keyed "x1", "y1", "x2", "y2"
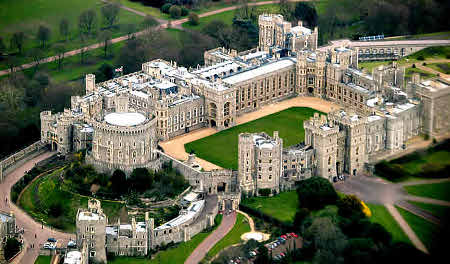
[
  {"x1": 259, "y1": 167, "x2": 261, "y2": 171},
  {"x1": 269, "y1": 167, "x2": 272, "y2": 171},
  {"x1": 259, "y1": 160, "x2": 261, "y2": 163},
  {"x1": 269, "y1": 159, "x2": 272, "y2": 163},
  {"x1": 269, "y1": 175, "x2": 272, "y2": 180},
  {"x1": 328, "y1": 157, "x2": 331, "y2": 165},
  {"x1": 258, "y1": 175, "x2": 262, "y2": 179}
]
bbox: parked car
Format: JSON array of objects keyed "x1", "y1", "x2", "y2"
[
  {"x1": 47, "y1": 238, "x2": 56, "y2": 243},
  {"x1": 67, "y1": 240, "x2": 76, "y2": 248}
]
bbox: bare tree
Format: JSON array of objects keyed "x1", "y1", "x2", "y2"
[
  {"x1": 79, "y1": 9, "x2": 97, "y2": 36},
  {"x1": 37, "y1": 25, "x2": 51, "y2": 49},
  {"x1": 59, "y1": 18, "x2": 70, "y2": 41},
  {"x1": 54, "y1": 44, "x2": 66, "y2": 71},
  {"x1": 101, "y1": 3, "x2": 120, "y2": 28},
  {"x1": 28, "y1": 48, "x2": 44, "y2": 74},
  {"x1": 10, "y1": 32, "x2": 25, "y2": 54},
  {"x1": 99, "y1": 30, "x2": 112, "y2": 58}
]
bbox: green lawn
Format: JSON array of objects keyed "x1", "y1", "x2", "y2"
[
  {"x1": 34, "y1": 255, "x2": 52, "y2": 264},
  {"x1": 404, "y1": 182, "x2": 450, "y2": 202},
  {"x1": 185, "y1": 107, "x2": 321, "y2": 169},
  {"x1": 427, "y1": 62, "x2": 450, "y2": 74},
  {"x1": 358, "y1": 61, "x2": 392, "y2": 72},
  {"x1": 396, "y1": 206, "x2": 439, "y2": 250},
  {"x1": 205, "y1": 213, "x2": 251, "y2": 260},
  {"x1": 366, "y1": 203, "x2": 410, "y2": 244},
  {"x1": 182, "y1": 4, "x2": 280, "y2": 31},
  {"x1": 18, "y1": 168, "x2": 125, "y2": 233},
  {"x1": 387, "y1": 31, "x2": 450, "y2": 40},
  {"x1": 109, "y1": 215, "x2": 223, "y2": 264},
  {"x1": 0, "y1": 0, "x2": 144, "y2": 70},
  {"x1": 398, "y1": 46, "x2": 450, "y2": 65},
  {"x1": 241, "y1": 191, "x2": 298, "y2": 223},
  {"x1": 408, "y1": 201, "x2": 450, "y2": 220},
  {"x1": 405, "y1": 67, "x2": 436, "y2": 80}
]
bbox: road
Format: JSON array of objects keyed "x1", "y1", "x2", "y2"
[
  {"x1": 335, "y1": 175, "x2": 450, "y2": 253},
  {"x1": 0, "y1": 0, "x2": 308, "y2": 77},
  {"x1": 0, "y1": 152, "x2": 73, "y2": 264},
  {"x1": 184, "y1": 211, "x2": 236, "y2": 264}
]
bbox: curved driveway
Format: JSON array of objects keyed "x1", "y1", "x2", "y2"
[{"x1": 0, "y1": 151, "x2": 73, "y2": 264}]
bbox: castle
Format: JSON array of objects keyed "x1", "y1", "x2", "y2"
[{"x1": 41, "y1": 14, "x2": 450, "y2": 262}]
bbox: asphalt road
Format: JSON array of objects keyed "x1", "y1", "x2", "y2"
[{"x1": 0, "y1": 151, "x2": 74, "y2": 264}]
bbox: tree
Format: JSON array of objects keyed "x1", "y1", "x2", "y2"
[
  {"x1": 124, "y1": 24, "x2": 137, "y2": 39},
  {"x1": 37, "y1": 25, "x2": 51, "y2": 49},
  {"x1": 59, "y1": 18, "x2": 70, "y2": 41},
  {"x1": 305, "y1": 217, "x2": 348, "y2": 253},
  {"x1": 142, "y1": 15, "x2": 159, "y2": 29},
  {"x1": 297, "y1": 176, "x2": 338, "y2": 210},
  {"x1": 337, "y1": 194, "x2": 364, "y2": 218},
  {"x1": 79, "y1": 35, "x2": 88, "y2": 64},
  {"x1": 169, "y1": 5, "x2": 182, "y2": 19},
  {"x1": 294, "y1": 2, "x2": 318, "y2": 27},
  {"x1": 79, "y1": 9, "x2": 97, "y2": 36},
  {"x1": 101, "y1": 3, "x2": 120, "y2": 28},
  {"x1": 188, "y1": 13, "x2": 200, "y2": 25},
  {"x1": 0, "y1": 37, "x2": 6, "y2": 55},
  {"x1": 293, "y1": 207, "x2": 310, "y2": 229},
  {"x1": 129, "y1": 168, "x2": 153, "y2": 192},
  {"x1": 279, "y1": 0, "x2": 295, "y2": 22},
  {"x1": 161, "y1": 3, "x2": 172, "y2": 14},
  {"x1": 10, "y1": 32, "x2": 25, "y2": 53},
  {"x1": 95, "y1": 63, "x2": 114, "y2": 83},
  {"x1": 111, "y1": 169, "x2": 127, "y2": 195},
  {"x1": 28, "y1": 48, "x2": 44, "y2": 74},
  {"x1": 54, "y1": 44, "x2": 66, "y2": 71},
  {"x1": 3, "y1": 238, "x2": 21, "y2": 260},
  {"x1": 99, "y1": 30, "x2": 112, "y2": 58}
]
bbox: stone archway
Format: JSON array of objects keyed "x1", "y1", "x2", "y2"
[
  {"x1": 308, "y1": 87, "x2": 314, "y2": 95},
  {"x1": 217, "y1": 182, "x2": 226, "y2": 193},
  {"x1": 210, "y1": 119, "x2": 217, "y2": 128},
  {"x1": 209, "y1": 102, "x2": 217, "y2": 118}
]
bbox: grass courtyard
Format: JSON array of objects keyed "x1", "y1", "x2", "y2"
[
  {"x1": 18, "y1": 168, "x2": 126, "y2": 233},
  {"x1": 185, "y1": 107, "x2": 322, "y2": 170},
  {"x1": 34, "y1": 255, "x2": 52, "y2": 264},
  {"x1": 241, "y1": 191, "x2": 298, "y2": 223},
  {"x1": 205, "y1": 213, "x2": 251, "y2": 260},
  {"x1": 0, "y1": 0, "x2": 144, "y2": 70},
  {"x1": 404, "y1": 182, "x2": 450, "y2": 202},
  {"x1": 366, "y1": 203, "x2": 411, "y2": 244}
]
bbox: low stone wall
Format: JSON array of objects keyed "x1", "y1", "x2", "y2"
[
  {"x1": 157, "y1": 151, "x2": 203, "y2": 184},
  {"x1": 0, "y1": 141, "x2": 46, "y2": 182}
]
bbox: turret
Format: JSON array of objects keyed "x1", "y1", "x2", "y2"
[{"x1": 85, "y1": 74, "x2": 96, "y2": 95}]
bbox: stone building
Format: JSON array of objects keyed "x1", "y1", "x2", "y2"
[
  {"x1": 238, "y1": 132, "x2": 283, "y2": 196},
  {"x1": 76, "y1": 199, "x2": 107, "y2": 264},
  {"x1": 0, "y1": 211, "x2": 15, "y2": 243}
]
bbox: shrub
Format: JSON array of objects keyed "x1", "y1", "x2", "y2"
[
  {"x1": 181, "y1": 6, "x2": 189, "y2": 16},
  {"x1": 4, "y1": 238, "x2": 21, "y2": 260},
  {"x1": 337, "y1": 194, "x2": 364, "y2": 218},
  {"x1": 161, "y1": 3, "x2": 172, "y2": 14},
  {"x1": 423, "y1": 62, "x2": 427, "y2": 66},
  {"x1": 412, "y1": 64, "x2": 416, "y2": 68},
  {"x1": 169, "y1": 5, "x2": 182, "y2": 19},
  {"x1": 188, "y1": 12, "x2": 199, "y2": 25},
  {"x1": 258, "y1": 188, "x2": 271, "y2": 197},
  {"x1": 417, "y1": 55, "x2": 425, "y2": 61}
]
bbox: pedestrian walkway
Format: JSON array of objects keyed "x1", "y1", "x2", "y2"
[
  {"x1": 385, "y1": 204, "x2": 428, "y2": 254},
  {"x1": 185, "y1": 212, "x2": 237, "y2": 264}
]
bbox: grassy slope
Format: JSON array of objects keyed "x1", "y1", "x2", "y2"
[
  {"x1": 185, "y1": 107, "x2": 321, "y2": 170},
  {"x1": 34, "y1": 255, "x2": 52, "y2": 264},
  {"x1": 241, "y1": 191, "x2": 298, "y2": 223},
  {"x1": 206, "y1": 213, "x2": 251, "y2": 259},
  {"x1": 0, "y1": 0, "x2": 143, "y2": 70},
  {"x1": 399, "y1": 151, "x2": 450, "y2": 175},
  {"x1": 19, "y1": 168, "x2": 125, "y2": 232},
  {"x1": 404, "y1": 182, "x2": 450, "y2": 202},
  {"x1": 427, "y1": 62, "x2": 450, "y2": 74},
  {"x1": 396, "y1": 206, "x2": 438, "y2": 250},
  {"x1": 182, "y1": 4, "x2": 280, "y2": 31},
  {"x1": 366, "y1": 203, "x2": 411, "y2": 244},
  {"x1": 408, "y1": 201, "x2": 450, "y2": 220},
  {"x1": 405, "y1": 67, "x2": 436, "y2": 80}
]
